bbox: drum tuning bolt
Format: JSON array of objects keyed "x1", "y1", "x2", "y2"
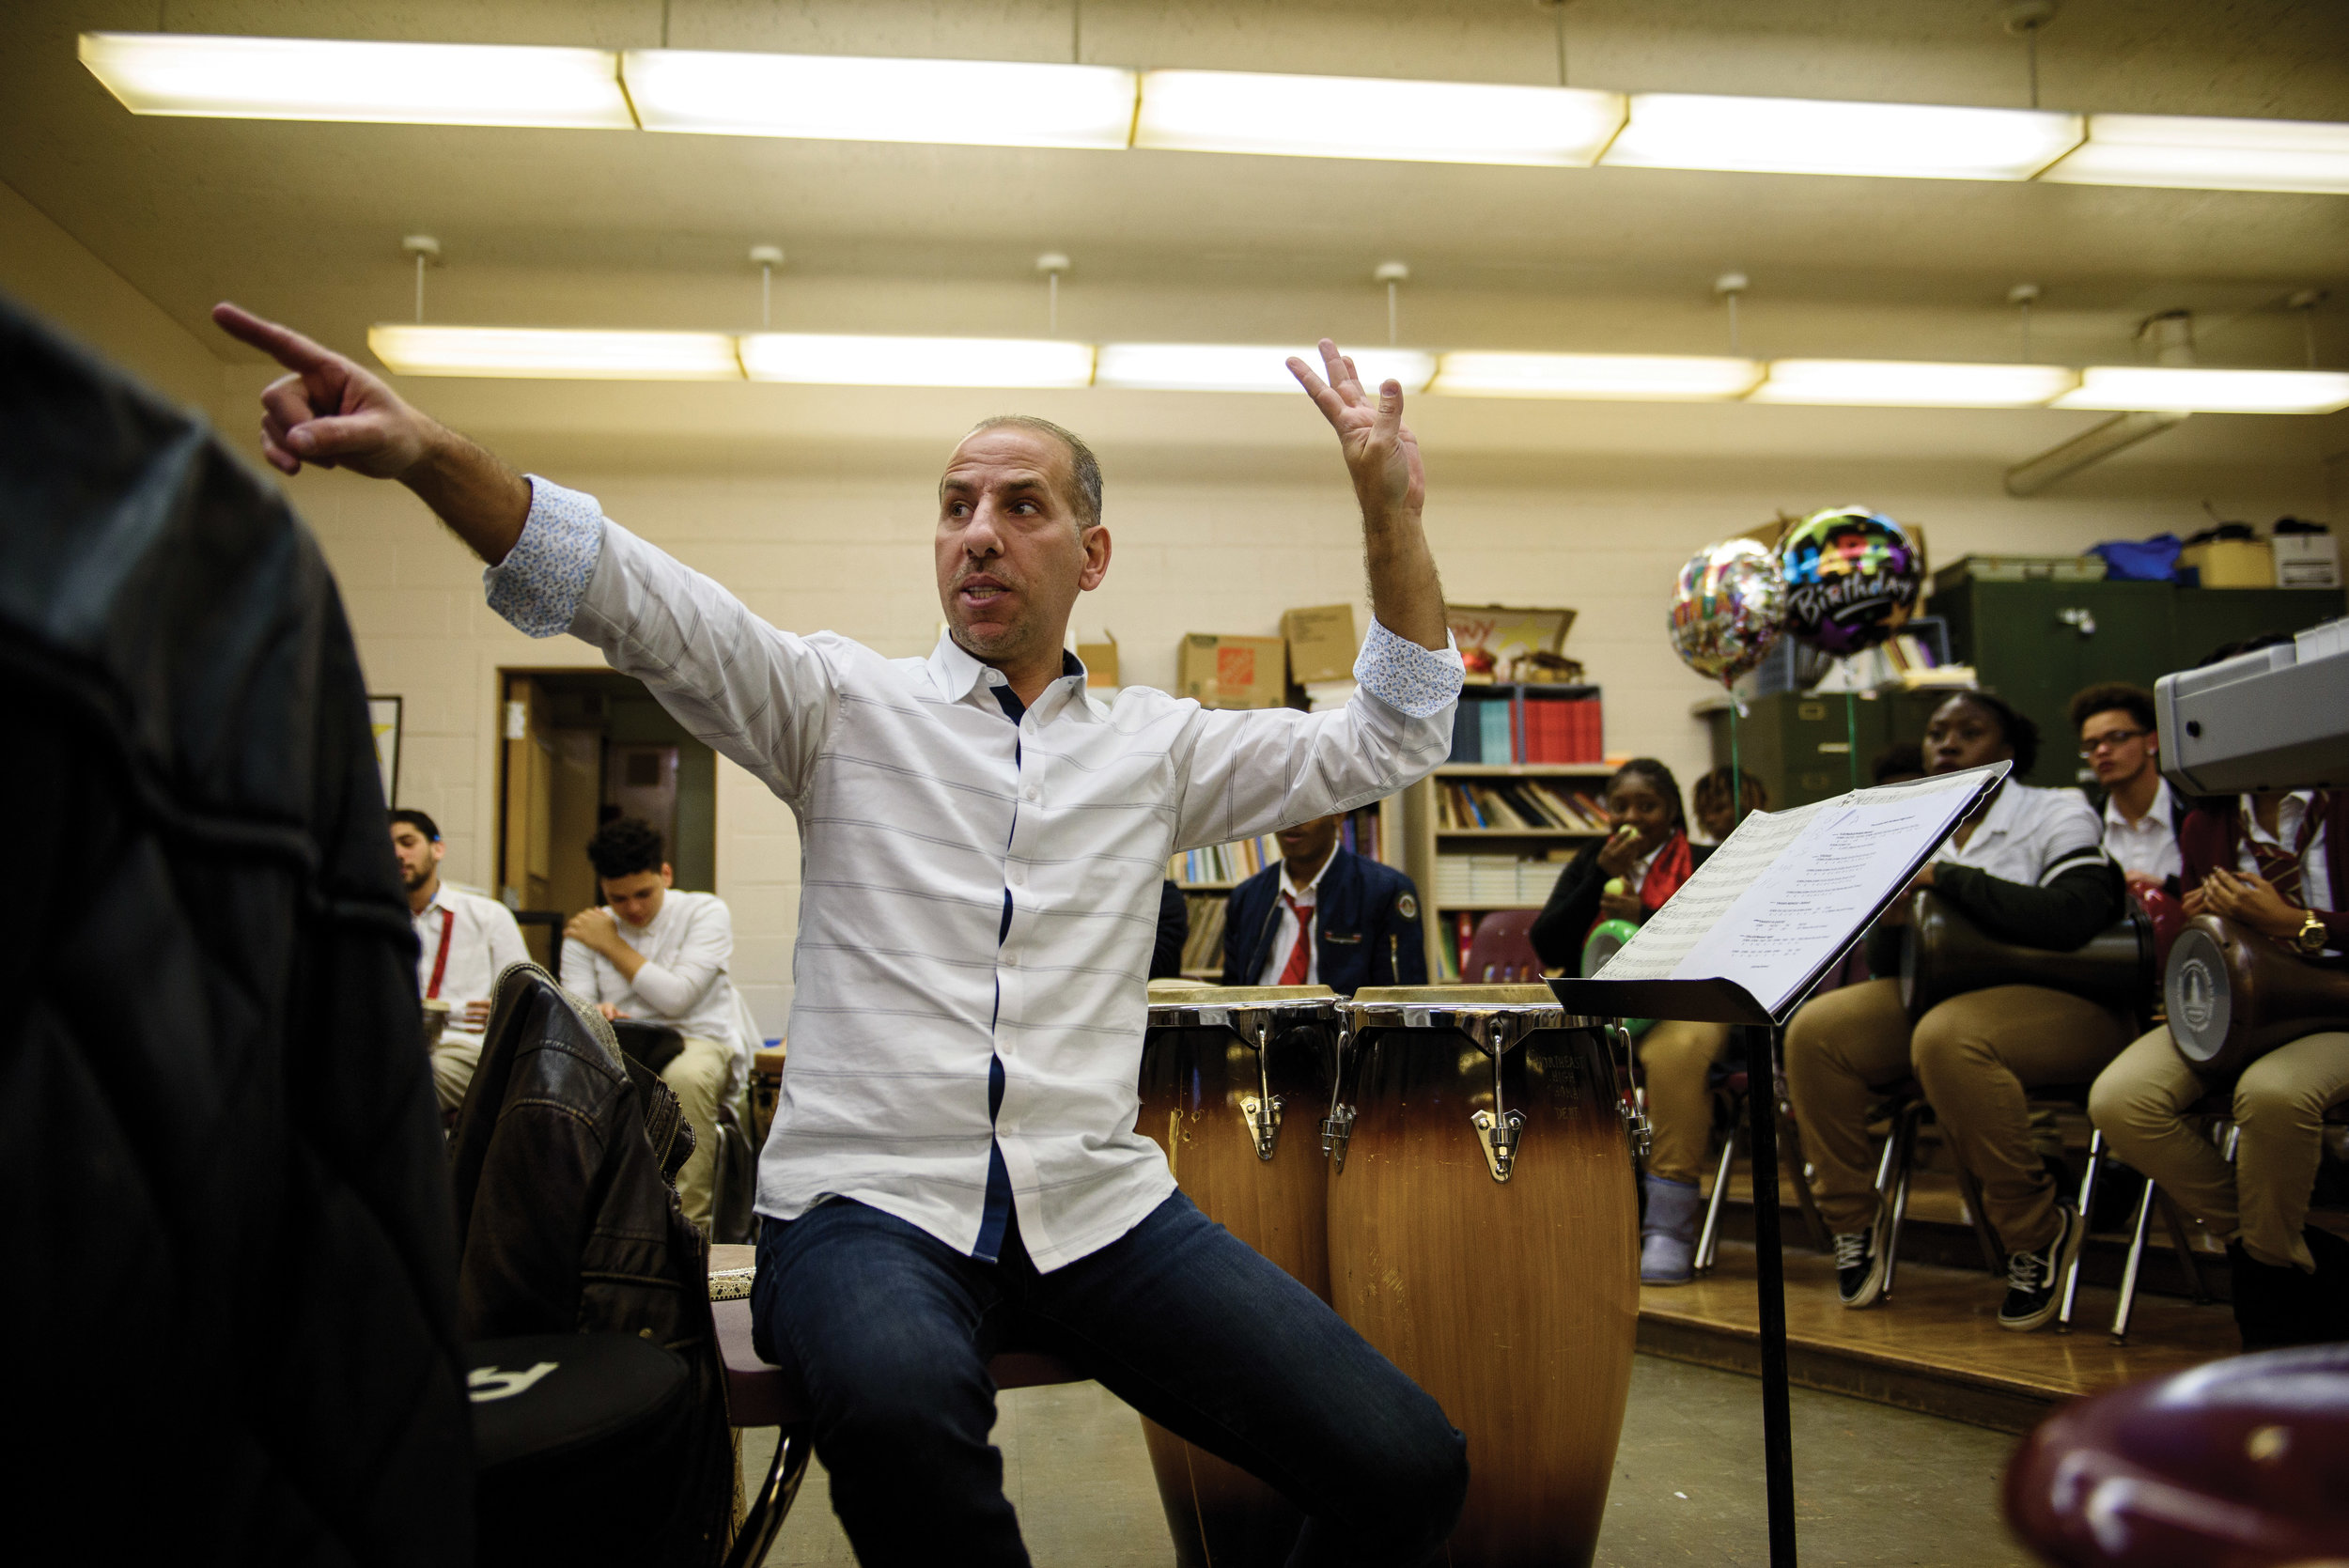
[
  {"x1": 1319, "y1": 1104, "x2": 1357, "y2": 1170},
  {"x1": 1472, "y1": 1044, "x2": 1529, "y2": 1182},
  {"x1": 1241, "y1": 1016, "x2": 1284, "y2": 1159}
]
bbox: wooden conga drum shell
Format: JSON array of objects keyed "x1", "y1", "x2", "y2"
[
  {"x1": 1136, "y1": 987, "x2": 1339, "y2": 1568},
  {"x1": 1330, "y1": 1001, "x2": 1638, "y2": 1568}
]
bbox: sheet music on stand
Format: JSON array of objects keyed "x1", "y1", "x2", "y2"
[{"x1": 1557, "y1": 761, "x2": 2009, "y2": 1025}]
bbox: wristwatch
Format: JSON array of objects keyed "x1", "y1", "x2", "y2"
[{"x1": 2295, "y1": 907, "x2": 2329, "y2": 956}]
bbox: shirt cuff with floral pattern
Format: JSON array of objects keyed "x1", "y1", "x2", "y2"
[
  {"x1": 483, "y1": 475, "x2": 605, "y2": 639},
  {"x1": 1354, "y1": 618, "x2": 1466, "y2": 719}
]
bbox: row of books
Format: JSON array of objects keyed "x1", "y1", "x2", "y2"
[
  {"x1": 1169, "y1": 834, "x2": 1278, "y2": 886},
  {"x1": 1338, "y1": 810, "x2": 1383, "y2": 862},
  {"x1": 1178, "y1": 892, "x2": 1229, "y2": 977},
  {"x1": 1437, "y1": 779, "x2": 1610, "y2": 832},
  {"x1": 1431, "y1": 854, "x2": 1570, "y2": 908},
  {"x1": 1447, "y1": 692, "x2": 1605, "y2": 766}
]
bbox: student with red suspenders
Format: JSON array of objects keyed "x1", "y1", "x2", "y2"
[{"x1": 389, "y1": 809, "x2": 531, "y2": 1111}]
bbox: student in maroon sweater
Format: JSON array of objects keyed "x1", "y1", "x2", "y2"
[{"x1": 2091, "y1": 788, "x2": 2349, "y2": 1348}]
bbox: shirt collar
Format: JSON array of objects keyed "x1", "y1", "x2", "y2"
[
  {"x1": 1970, "y1": 778, "x2": 2029, "y2": 844},
  {"x1": 2245, "y1": 790, "x2": 2318, "y2": 846},
  {"x1": 926, "y1": 632, "x2": 1092, "y2": 720},
  {"x1": 2104, "y1": 776, "x2": 2173, "y2": 831}
]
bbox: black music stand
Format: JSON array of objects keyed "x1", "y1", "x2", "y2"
[{"x1": 1550, "y1": 761, "x2": 2010, "y2": 1568}]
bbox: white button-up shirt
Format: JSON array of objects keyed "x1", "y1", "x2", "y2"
[
  {"x1": 1254, "y1": 847, "x2": 1340, "y2": 986},
  {"x1": 2101, "y1": 777, "x2": 2183, "y2": 885},
  {"x1": 1939, "y1": 780, "x2": 2108, "y2": 886},
  {"x1": 558, "y1": 889, "x2": 747, "y2": 1083},
  {"x1": 412, "y1": 883, "x2": 531, "y2": 1042},
  {"x1": 485, "y1": 478, "x2": 1462, "y2": 1270}
]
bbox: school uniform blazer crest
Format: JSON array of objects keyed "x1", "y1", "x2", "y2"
[
  {"x1": 484, "y1": 479, "x2": 1463, "y2": 1270},
  {"x1": 1220, "y1": 847, "x2": 1429, "y2": 994}
]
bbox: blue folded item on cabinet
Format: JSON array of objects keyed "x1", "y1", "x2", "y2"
[{"x1": 2089, "y1": 534, "x2": 2185, "y2": 582}]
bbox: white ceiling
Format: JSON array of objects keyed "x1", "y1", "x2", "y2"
[{"x1": 7, "y1": 0, "x2": 2349, "y2": 472}]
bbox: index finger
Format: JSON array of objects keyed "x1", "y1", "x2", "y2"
[
  {"x1": 1285, "y1": 354, "x2": 1350, "y2": 427},
  {"x1": 211, "y1": 302, "x2": 342, "y2": 375}
]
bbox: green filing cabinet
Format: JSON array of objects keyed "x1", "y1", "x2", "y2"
[
  {"x1": 1703, "y1": 689, "x2": 1946, "y2": 810},
  {"x1": 1934, "y1": 579, "x2": 2344, "y2": 788}
]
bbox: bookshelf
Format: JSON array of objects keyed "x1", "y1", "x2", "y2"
[
  {"x1": 1168, "y1": 800, "x2": 1400, "y2": 981},
  {"x1": 1402, "y1": 760, "x2": 1619, "y2": 983}
]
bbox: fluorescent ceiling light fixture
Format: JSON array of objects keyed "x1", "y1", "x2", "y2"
[
  {"x1": 1603, "y1": 92, "x2": 2082, "y2": 180},
  {"x1": 367, "y1": 326, "x2": 741, "y2": 380},
  {"x1": 78, "y1": 32, "x2": 633, "y2": 129},
  {"x1": 2039, "y1": 112, "x2": 2349, "y2": 194},
  {"x1": 740, "y1": 334, "x2": 1095, "y2": 387},
  {"x1": 1133, "y1": 70, "x2": 1624, "y2": 166},
  {"x1": 1095, "y1": 343, "x2": 1435, "y2": 394},
  {"x1": 2054, "y1": 366, "x2": 2349, "y2": 415},
  {"x1": 1751, "y1": 360, "x2": 2078, "y2": 407},
  {"x1": 622, "y1": 50, "x2": 1136, "y2": 149},
  {"x1": 1431, "y1": 351, "x2": 1761, "y2": 400}
]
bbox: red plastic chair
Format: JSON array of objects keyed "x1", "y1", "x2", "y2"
[{"x1": 1463, "y1": 909, "x2": 1544, "y2": 983}]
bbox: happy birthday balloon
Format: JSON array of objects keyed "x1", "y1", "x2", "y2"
[
  {"x1": 1777, "y1": 507, "x2": 1922, "y2": 658},
  {"x1": 1669, "y1": 538, "x2": 1787, "y2": 687}
]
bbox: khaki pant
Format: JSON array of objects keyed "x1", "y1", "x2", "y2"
[
  {"x1": 1641, "y1": 1019, "x2": 1735, "y2": 1186},
  {"x1": 430, "y1": 1036, "x2": 483, "y2": 1113},
  {"x1": 663, "y1": 1036, "x2": 735, "y2": 1236},
  {"x1": 1783, "y1": 978, "x2": 2129, "y2": 1252},
  {"x1": 2089, "y1": 1026, "x2": 2349, "y2": 1272}
]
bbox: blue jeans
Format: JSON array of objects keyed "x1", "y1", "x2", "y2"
[{"x1": 751, "y1": 1190, "x2": 1467, "y2": 1567}]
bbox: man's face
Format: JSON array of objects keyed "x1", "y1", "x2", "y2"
[
  {"x1": 1925, "y1": 697, "x2": 2013, "y2": 775},
  {"x1": 2080, "y1": 707, "x2": 2155, "y2": 787},
  {"x1": 390, "y1": 823, "x2": 443, "y2": 891},
  {"x1": 601, "y1": 865, "x2": 672, "y2": 927},
  {"x1": 1276, "y1": 815, "x2": 1343, "y2": 870},
  {"x1": 935, "y1": 427, "x2": 1110, "y2": 667}
]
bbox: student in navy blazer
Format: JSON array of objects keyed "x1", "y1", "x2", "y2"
[{"x1": 1221, "y1": 814, "x2": 1427, "y2": 994}]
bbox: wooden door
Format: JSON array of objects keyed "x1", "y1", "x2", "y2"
[{"x1": 499, "y1": 675, "x2": 556, "y2": 917}]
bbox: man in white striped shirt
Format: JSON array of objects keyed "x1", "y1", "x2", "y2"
[{"x1": 219, "y1": 303, "x2": 1470, "y2": 1566}]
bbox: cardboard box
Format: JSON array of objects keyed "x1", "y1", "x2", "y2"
[
  {"x1": 2274, "y1": 533, "x2": 2341, "y2": 589},
  {"x1": 1075, "y1": 632, "x2": 1119, "y2": 688},
  {"x1": 1178, "y1": 633, "x2": 1287, "y2": 709},
  {"x1": 1281, "y1": 603, "x2": 1358, "y2": 685},
  {"x1": 1933, "y1": 551, "x2": 2100, "y2": 591},
  {"x1": 2182, "y1": 537, "x2": 2276, "y2": 589},
  {"x1": 1444, "y1": 604, "x2": 1578, "y2": 684}
]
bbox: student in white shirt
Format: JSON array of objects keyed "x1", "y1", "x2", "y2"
[
  {"x1": 389, "y1": 809, "x2": 530, "y2": 1112},
  {"x1": 2070, "y1": 682, "x2": 2183, "y2": 893},
  {"x1": 1784, "y1": 692, "x2": 2127, "y2": 1332},
  {"x1": 218, "y1": 303, "x2": 1470, "y2": 1568},
  {"x1": 559, "y1": 816, "x2": 743, "y2": 1235}
]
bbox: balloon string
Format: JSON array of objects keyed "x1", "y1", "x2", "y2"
[
  {"x1": 1844, "y1": 691, "x2": 1859, "y2": 791},
  {"x1": 1731, "y1": 699, "x2": 1743, "y2": 820}
]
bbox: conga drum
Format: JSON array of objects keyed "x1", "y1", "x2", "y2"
[
  {"x1": 1137, "y1": 984, "x2": 1340, "y2": 1568},
  {"x1": 1327, "y1": 985, "x2": 1640, "y2": 1568},
  {"x1": 749, "y1": 1045, "x2": 786, "y2": 1147}
]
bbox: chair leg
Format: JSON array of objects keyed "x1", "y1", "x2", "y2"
[
  {"x1": 1696, "y1": 1112, "x2": 1739, "y2": 1274},
  {"x1": 2058, "y1": 1129, "x2": 2104, "y2": 1331},
  {"x1": 2110, "y1": 1178, "x2": 2158, "y2": 1344},
  {"x1": 723, "y1": 1423, "x2": 815, "y2": 1568},
  {"x1": 1882, "y1": 1105, "x2": 1921, "y2": 1302},
  {"x1": 1779, "y1": 1108, "x2": 1833, "y2": 1253},
  {"x1": 2156, "y1": 1190, "x2": 2213, "y2": 1304}
]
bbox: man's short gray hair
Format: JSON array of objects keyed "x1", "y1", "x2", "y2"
[{"x1": 966, "y1": 414, "x2": 1103, "y2": 530}]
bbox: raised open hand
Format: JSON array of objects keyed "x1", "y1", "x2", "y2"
[
  {"x1": 1287, "y1": 338, "x2": 1423, "y2": 521},
  {"x1": 212, "y1": 303, "x2": 434, "y2": 479}
]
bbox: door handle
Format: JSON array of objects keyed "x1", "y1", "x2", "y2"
[{"x1": 2056, "y1": 608, "x2": 2096, "y2": 638}]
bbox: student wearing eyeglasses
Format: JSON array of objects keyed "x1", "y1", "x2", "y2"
[{"x1": 2070, "y1": 683, "x2": 2182, "y2": 895}]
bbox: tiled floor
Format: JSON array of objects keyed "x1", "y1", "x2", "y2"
[{"x1": 742, "y1": 1354, "x2": 2035, "y2": 1566}]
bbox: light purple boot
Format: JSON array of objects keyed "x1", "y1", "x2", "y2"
[{"x1": 1641, "y1": 1174, "x2": 1703, "y2": 1286}]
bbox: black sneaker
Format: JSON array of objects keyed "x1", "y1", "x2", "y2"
[
  {"x1": 1834, "y1": 1222, "x2": 1890, "y2": 1309},
  {"x1": 1999, "y1": 1203, "x2": 2084, "y2": 1332}
]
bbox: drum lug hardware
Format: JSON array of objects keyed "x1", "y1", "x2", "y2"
[
  {"x1": 1618, "y1": 1098, "x2": 1654, "y2": 1159},
  {"x1": 1240, "y1": 1094, "x2": 1283, "y2": 1159},
  {"x1": 1320, "y1": 1105, "x2": 1356, "y2": 1170},
  {"x1": 1472, "y1": 1109, "x2": 1526, "y2": 1182}
]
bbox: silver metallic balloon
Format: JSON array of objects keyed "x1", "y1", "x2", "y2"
[{"x1": 1669, "y1": 538, "x2": 1787, "y2": 687}]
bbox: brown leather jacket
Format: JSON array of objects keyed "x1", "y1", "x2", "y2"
[{"x1": 449, "y1": 965, "x2": 733, "y2": 1568}]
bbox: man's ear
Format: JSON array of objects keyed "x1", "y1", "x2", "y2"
[
  {"x1": 661, "y1": 862, "x2": 675, "y2": 887},
  {"x1": 429, "y1": 839, "x2": 446, "y2": 866},
  {"x1": 1078, "y1": 524, "x2": 1112, "y2": 592}
]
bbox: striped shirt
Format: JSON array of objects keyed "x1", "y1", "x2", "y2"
[{"x1": 485, "y1": 478, "x2": 1462, "y2": 1270}]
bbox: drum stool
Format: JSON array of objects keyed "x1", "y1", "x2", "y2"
[{"x1": 711, "y1": 1296, "x2": 1086, "y2": 1568}]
